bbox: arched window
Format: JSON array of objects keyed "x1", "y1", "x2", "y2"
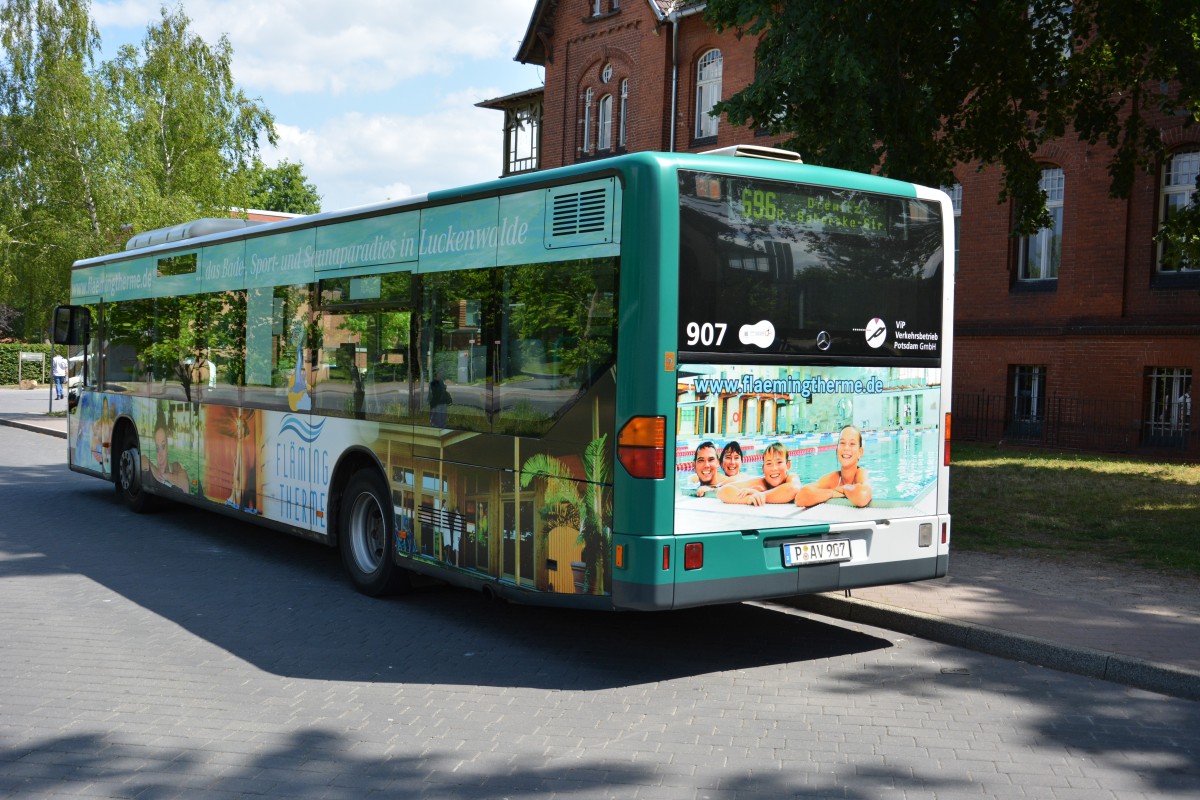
[
  {"x1": 581, "y1": 87, "x2": 593, "y2": 153},
  {"x1": 695, "y1": 49, "x2": 722, "y2": 140},
  {"x1": 1159, "y1": 148, "x2": 1200, "y2": 273},
  {"x1": 619, "y1": 79, "x2": 629, "y2": 148},
  {"x1": 598, "y1": 95, "x2": 613, "y2": 151},
  {"x1": 1018, "y1": 167, "x2": 1064, "y2": 281}
]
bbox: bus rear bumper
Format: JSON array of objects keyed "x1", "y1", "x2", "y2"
[{"x1": 613, "y1": 553, "x2": 946, "y2": 611}]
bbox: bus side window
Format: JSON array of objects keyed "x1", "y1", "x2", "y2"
[{"x1": 244, "y1": 284, "x2": 312, "y2": 413}]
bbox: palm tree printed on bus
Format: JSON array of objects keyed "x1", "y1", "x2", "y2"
[{"x1": 520, "y1": 435, "x2": 612, "y2": 595}]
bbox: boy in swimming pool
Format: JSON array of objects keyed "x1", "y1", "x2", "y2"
[
  {"x1": 794, "y1": 425, "x2": 872, "y2": 508},
  {"x1": 717, "y1": 442, "x2": 800, "y2": 506}
]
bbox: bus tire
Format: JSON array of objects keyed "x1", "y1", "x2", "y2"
[
  {"x1": 339, "y1": 470, "x2": 409, "y2": 596},
  {"x1": 114, "y1": 429, "x2": 151, "y2": 514}
]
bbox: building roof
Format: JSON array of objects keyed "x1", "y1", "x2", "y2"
[
  {"x1": 475, "y1": 86, "x2": 545, "y2": 111},
  {"x1": 515, "y1": 1, "x2": 706, "y2": 65}
]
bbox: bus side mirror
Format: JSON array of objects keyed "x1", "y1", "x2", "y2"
[{"x1": 52, "y1": 305, "x2": 90, "y2": 345}]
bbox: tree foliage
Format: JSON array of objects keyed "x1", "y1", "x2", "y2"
[
  {"x1": 705, "y1": 0, "x2": 1200, "y2": 235},
  {"x1": 246, "y1": 159, "x2": 322, "y2": 215},
  {"x1": 0, "y1": 1, "x2": 279, "y2": 340}
]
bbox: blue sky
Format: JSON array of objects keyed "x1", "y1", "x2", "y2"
[{"x1": 92, "y1": 1, "x2": 546, "y2": 211}]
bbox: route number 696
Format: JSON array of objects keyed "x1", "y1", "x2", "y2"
[{"x1": 685, "y1": 321, "x2": 727, "y2": 347}]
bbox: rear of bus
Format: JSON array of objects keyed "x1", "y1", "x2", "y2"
[{"x1": 612, "y1": 151, "x2": 952, "y2": 610}]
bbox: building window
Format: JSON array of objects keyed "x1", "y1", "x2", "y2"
[
  {"x1": 619, "y1": 79, "x2": 629, "y2": 148},
  {"x1": 581, "y1": 88, "x2": 593, "y2": 154},
  {"x1": 1008, "y1": 365, "x2": 1047, "y2": 439},
  {"x1": 503, "y1": 101, "x2": 541, "y2": 175},
  {"x1": 1018, "y1": 167, "x2": 1064, "y2": 282},
  {"x1": 942, "y1": 182, "x2": 962, "y2": 272},
  {"x1": 1144, "y1": 367, "x2": 1192, "y2": 447},
  {"x1": 1158, "y1": 148, "x2": 1199, "y2": 273},
  {"x1": 591, "y1": 0, "x2": 618, "y2": 16},
  {"x1": 598, "y1": 94, "x2": 613, "y2": 151},
  {"x1": 601, "y1": 63, "x2": 613, "y2": 83},
  {"x1": 695, "y1": 49, "x2": 722, "y2": 140}
]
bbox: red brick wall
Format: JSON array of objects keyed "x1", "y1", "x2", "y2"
[{"x1": 537, "y1": 4, "x2": 789, "y2": 170}]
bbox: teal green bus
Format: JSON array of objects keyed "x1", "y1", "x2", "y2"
[{"x1": 54, "y1": 146, "x2": 953, "y2": 610}]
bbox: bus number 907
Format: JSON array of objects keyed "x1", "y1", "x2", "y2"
[{"x1": 685, "y1": 322, "x2": 727, "y2": 347}]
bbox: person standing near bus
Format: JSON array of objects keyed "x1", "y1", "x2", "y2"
[
  {"x1": 794, "y1": 425, "x2": 873, "y2": 508},
  {"x1": 52, "y1": 352, "x2": 68, "y2": 399}
]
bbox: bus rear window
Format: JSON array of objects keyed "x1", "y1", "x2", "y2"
[{"x1": 678, "y1": 171, "x2": 944, "y2": 361}]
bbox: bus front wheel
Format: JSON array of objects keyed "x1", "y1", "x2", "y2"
[
  {"x1": 339, "y1": 471, "x2": 409, "y2": 596},
  {"x1": 114, "y1": 430, "x2": 151, "y2": 514}
]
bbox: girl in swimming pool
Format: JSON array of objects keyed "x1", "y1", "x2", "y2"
[{"x1": 794, "y1": 425, "x2": 872, "y2": 508}]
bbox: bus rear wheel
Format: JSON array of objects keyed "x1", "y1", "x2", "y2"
[
  {"x1": 114, "y1": 429, "x2": 151, "y2": 514},
  {"x1": 339, "y1": 470, "x2": 409, "y2": 596}
]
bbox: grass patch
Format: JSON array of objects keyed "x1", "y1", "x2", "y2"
[{"x1": 950, "y1": 443, "x2": 1200, "y2": 575}]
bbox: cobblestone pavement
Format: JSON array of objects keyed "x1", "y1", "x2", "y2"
[{"x1": 2, "y1": 425, "x2": 1199, "y2": 799}]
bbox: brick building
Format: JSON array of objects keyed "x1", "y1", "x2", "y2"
[{"x1": 480, "y1": 0, "x2": 1198, "y2": 457}]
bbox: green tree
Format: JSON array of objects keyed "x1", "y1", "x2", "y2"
[
  {"x1": 0, "y1": 1, "x2": 278, "y2": 339},
  {"x1": 245, "y1": 159, "x2": 322, "y2": 215},
  {"x1": 705, "y1": 0, "x2": 1200, "y2": 235},
  {"x1": 0, "y1": 0, "x2": 126, "y2": 339},
  {"x1": 100, "y1": 2, "x2": 276, "y2": 231}
]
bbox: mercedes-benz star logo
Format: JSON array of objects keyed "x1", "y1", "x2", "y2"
[{"x1": 816, "y1": 331, "x2": 831, "y2": 351}]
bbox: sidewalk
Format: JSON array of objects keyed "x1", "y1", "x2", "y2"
[
  {"x1": 3, "y1": 385, "x2": 1197, "y2": 700},
  {"x1": 0, "y1": 385, "x2": 68, "y2": 438},
  {"x1": 785, "y1": 552, "x2": 1200, "y2": 701}
]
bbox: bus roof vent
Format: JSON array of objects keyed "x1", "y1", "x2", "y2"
[
  {"x1": 545, "y1": 178, "x2": 616, "y2": 249},
  {"x1": 702, "y1": 144, "x2": 803, "y2": 163},
  {"x1": 124, "y1": 217, "x2": 265, "y2": 251}
]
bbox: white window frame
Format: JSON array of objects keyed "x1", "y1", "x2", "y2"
[
  {"x1": 1145, "y1": 367, "x2": 1192, "y2": 440},
  {"x1": 1012, "y1": 366, "x2": 1047, "y2": 423},
  {"x1": 1158, "y1": 148, "x2": 1200, "y2": 273},
  {"x1": 598, "y1": 94, "x2": 613, "y2": 151},
  {"x1": 619, "y1": 79, "x2": 629, "y2": 148},
  {"x1": 1019, "y1": 167, "x2": 1064, "y2": 281},
  {"x1": 581, "y1": 88, "x2": 593, "y2": 154},
  {"x1": 695, "y1": 49, "x2": 722, "y2": 140}
]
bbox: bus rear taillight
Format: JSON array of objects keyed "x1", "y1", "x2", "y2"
[
  {"x1": 684, "y1": 542, "x2": 704, "y2": 570},
  {"x1": 944, "y1": 412, "x2": 952, "y2": 466},
  {"x1": 617, "y1": 416, "x2": 665, "y2": 479}
]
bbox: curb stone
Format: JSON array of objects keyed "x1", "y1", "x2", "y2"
[
  {"x1": 0, "y1": 417, "x2": 67, "y2": 439},
  {"x1": 782, "y1": 593, "x2": 1200, "y2": 702}
]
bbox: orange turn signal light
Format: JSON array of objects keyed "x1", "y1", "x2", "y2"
[
  {"x1": 617, "y1": 416, "x2": 665, "y2": 479},
  {"x1": 944, "y1": 412, "x2": 952, "y2": 466}
]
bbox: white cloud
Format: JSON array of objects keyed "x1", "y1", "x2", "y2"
[
  {"x1": 96, "y1": 0, "x2": 535, "y2": 96},
  {"x1": 92, "y1": 2, "x2": 542, "y2": 212},
  {"x1": 268, "y1": 97, "x2": 508, "y2": 211},
  {"x1": 91, "y1": 0, "x2": 162, "y2": 28}
]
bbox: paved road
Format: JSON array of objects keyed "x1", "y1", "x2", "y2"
[{"x1": 2, "y1": 425, "x2": 1198, "y2": 799}]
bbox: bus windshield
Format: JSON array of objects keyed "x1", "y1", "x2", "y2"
[{"x1": 678, "y1": 171, "x2": 944, "y2": 361}]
